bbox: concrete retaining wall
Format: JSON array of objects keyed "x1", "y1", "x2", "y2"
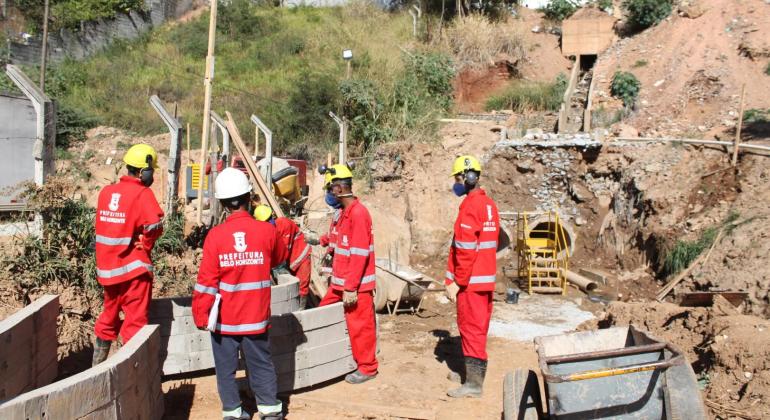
[
  {"x1": 8, "y1": 0, "x2": 196, "y2": 65},
  {"x1": 149, "y1": 279, "x2": 355, "y2": 391},
  {"x1": 0, "y1": 295, "x2": 59, "y2": 401},
  {"x1": 0, "y1": 324, "x2": 164, "y2": 419}
]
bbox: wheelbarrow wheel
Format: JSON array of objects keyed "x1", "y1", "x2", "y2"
[{"x1": 503, "y1": 369, "x2": 543, "y2": 420}]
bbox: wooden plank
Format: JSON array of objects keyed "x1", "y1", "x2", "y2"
[
  {"x1": 289, "y1": 394, "x2": 435, "y2": 419},
  {"x1": 225, "y1": 112, "x2": 285, "y2": 218},
  {"x1": 679, "y1": 291, "x2": 748, "y2": 307}
]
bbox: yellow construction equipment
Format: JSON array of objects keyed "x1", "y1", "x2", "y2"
[{"x1": 515, "y1": 211, "x2": 571, "y2": 295}]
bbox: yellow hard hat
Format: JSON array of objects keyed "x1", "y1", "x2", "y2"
[
  {"x1": 254, "y1": 204, "x2": 273, "y2": 222},
  {"x1": 451, "y1": 155, "x2": 482, "y2": 177},
  {"x1": 324, "y1": 171, "x2": 333, "y2": 188},
  {"x1": 328, "y1": 164, "x2": 353, "y2": 182},
  {"x1": 123, "y1": 144, "x2": 159, "y2": 170}
]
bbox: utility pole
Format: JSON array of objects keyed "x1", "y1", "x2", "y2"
[
  {"x1": 196, "y1": 0, "x2": 218, "y2": 225},
  {"x1": 39, "y1": 0, "x2": 50, "y2": 90}
]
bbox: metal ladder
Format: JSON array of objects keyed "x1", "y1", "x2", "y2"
[{"x1": 515, "y1": 211, "x2": 570, "y2": 295}]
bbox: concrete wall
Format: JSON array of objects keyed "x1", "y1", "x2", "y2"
[
  {"x1": 0, "y1": 93, "x2": 37, "y2": 206},
  {"x1": 8, "y1": 0, "x2": 197, "y2": 65},
  {"x1": 149, "y1": 279, "x2": 356, "y2": 392},
  {"x1": 0, "y1": 325, "x2": 164, "y2": 419},
  {"x1": 0, "y1": 295, "x2": 59, "y2": 401}
]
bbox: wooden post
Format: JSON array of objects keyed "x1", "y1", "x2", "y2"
[
  {"x1": 254, "y1": 125, "x2": 259, "y2": 157},
  {"x1": 346, "y1": 60, "x2": 352, "y2": 80},
  {"x1": 732, "y1": 84, "x2": 746, "y2": 167},
  {"x1": 186, "y1": 123, "x2": 191, "y2": 162},
  {"x1": 225, "y1": 112, "x2": 285, "y2": 218},
  {"x1": 39, "y1": 0, "x2": 49, "y2": 91},
  {"x1": 327, "y1": 152, "x2": 332, "y2": 167},
  {"x1": 196, "y1": 0, "x2": 218, "y2": 225}
]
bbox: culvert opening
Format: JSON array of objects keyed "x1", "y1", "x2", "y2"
[{"x1": 529, "y1": 221, "x2": 574, "y2": 254}]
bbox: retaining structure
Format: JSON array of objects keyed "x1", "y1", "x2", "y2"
[
  {"x1": 0, "y1": 324, "x2": 164, "y2": 419},
  {"x1": 0, "y1": 295, "x2": 59, "y2": 401}
]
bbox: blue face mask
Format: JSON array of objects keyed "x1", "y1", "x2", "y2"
[
  {"x1": 325, "y1": 191, "x2": 343, "y2": 209},
  {"x1": 452, "y1": 182, "x2": 467, "y2": 197},
  {"x1": 268, "y1": 218, "x2": 276, "y2": 226}
]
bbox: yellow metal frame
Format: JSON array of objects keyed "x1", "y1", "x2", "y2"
[
  {"x1": 189, "y1": 163, "x2": 208, "y2": 190},
  {"x1": 515, "y1": 211, "x2": 571, "y2": 295}
]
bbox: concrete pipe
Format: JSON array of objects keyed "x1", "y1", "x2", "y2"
[{"x1": 566, "y1": 270, "x2": 598, "y2": 292}]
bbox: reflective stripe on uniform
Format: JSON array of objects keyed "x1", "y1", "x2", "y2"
[
  {"x1": 446, "y1": 271, "x2": 455, "y2": 280},
  {"x1": 478, "y1": 241, "x2": 497, "y2": 250},
  {"x1": 194, "y1": 283, "x2": 218, "y2": 295},
  {"x1": 469, "y1": 275, "x2": 495, "y2": 284},
  {"x1": 290, "y1": 244, "x2": 311, "y2": 270},
  {"x1": 350, "y1": 247, "x2": 370, "y2": 256},
  {"x1": 97, "y1": 260, "x2": 153, "y2": 279},
  {"x1": 218, "y1": 280, "x2": 271, "y2": 292},
  {"x1": 335, "y1": 248, "x2": 351, "y2": 256},
  {"x1": 216, "y1": 319, "x2": 269, "y2": 333},
  {"x1": 332, "y1": 276, "x2": 346, "y2": 286},
  {"x1": 95, "y1": 235, "x2": 132, "y2": 246},
  {"x1": 453, "y1": 240, "x2": 477, "y2": 250},
  {"x1": 361, "y1": 274, "x2": 376, "y2": 284},
  {"x1": 145, "y1": 220, "x2": 163, "y2": 231}
]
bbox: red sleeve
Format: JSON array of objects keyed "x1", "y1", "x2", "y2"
[
  {"x1": 192, "y1": 232, "x2": 220, "y2": 328},
  {"x1": 344, "y1": 207, "x2": 372, "y2": 291},
  {"x1": 271, "y1": 226, "x2": 289, "y2": 269},
  {"x1": 139, "y1": 188, "x2": 165, "y2": 252},
  {"x1": 451, "y1": 204, "x2": 481, "y2": 287},
  {"x1": 445, "y1": 243, "x2": 456, "y2": 286}
]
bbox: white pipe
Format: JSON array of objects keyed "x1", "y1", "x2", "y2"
[
  {"x1": 250, "y1": 115, "x2": 273, "y2": 192},
  {"x1": 614, "y1": 137, "x2": 770, "y2": 153},
  {"x1": 329, "y1": 111, "x2": 345, "y2": 164},
  {"x1": 566, "y1": 270, "x2": 598, "y2": 292}
]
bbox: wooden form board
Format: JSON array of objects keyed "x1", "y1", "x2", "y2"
[
  {"x1": 0, "y1": 294, "x2": 59, "y2": 401},
  {"x1": 562, "y1": 16, "x2": 615, "y2": 56},
  {"x1": 0, "y1": 325, "x2": 163, "y2": 420}
]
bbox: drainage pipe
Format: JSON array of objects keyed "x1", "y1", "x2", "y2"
[
  {"x1": 614, "y1": 137, "x2": 770, "y2": 153},
  {"x1": 566, "y1": 270, "x2": 598, "y2": 292}
]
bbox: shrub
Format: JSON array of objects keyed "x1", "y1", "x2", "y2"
[
  {"x1": 610, "y1": 71, "x2": 641, "y2": 108},
  {"x1": 597, "y1": 0, "x2": 613, "y2": 11},
  {"x1": 539, "y1": 0, "x2": 579, "y2": 21},
  {"x1": 743, "y1": 108, "x2": 770, "y2": 123},
  {"x1": 17, "y1": 0, "x2": 146, "y2": 32},
  {"x1": 340, "y1": 78, "x2": 390, "y2": 148},
  {"x1": 485, "y1": 74, "x2": 567, "y2": 112},
  {"x1": 444, "y1": 14, "x2": 526, "y2": 71},
  {"x1": 623, "y1": 0, "x2": 672, "y2": 30},
  {"x1": 403, "y1": 51, "x2": 455, "y2": 111},
  {"x1": 765, "y1": 62, "x2": 770, "y2": 76}
]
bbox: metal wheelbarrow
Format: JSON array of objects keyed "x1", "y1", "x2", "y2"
[{"x1": 504, "y1": 325, "x2": 706, "y2": 419}]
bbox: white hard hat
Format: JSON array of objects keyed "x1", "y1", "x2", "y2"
[{"x1": 214, "y1": 167, "x2": 252, "y2": 199}]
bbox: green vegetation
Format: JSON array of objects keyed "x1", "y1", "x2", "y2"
[
  {"x1": 485, "y1": 74, "x2": 567, "y2": 112},
  {"x1": 42, "y1": 2, "x2": 458, "y2": 156},
  {"x1": 743, "y1": 108, "x2": 770, "y2": 123},
  {"x1": 610, "y1": 71, "x2": 641, "y2": 108},
  {"x1": 765, "y1": 62, "x2": 770, "y2": 76},
  {"x1": 662, "y1": 212, "x2": 740, "y2": 277},
  {"x1": 596, "y1": 0, "x2": 613, "y2": 10},
  {"x1": 632, "y1": 59, "x2": 648, "y2": 68},
  {"x1": 16, "y1": 0, "x2": 146, "y2": 32},
  {"x1": 622, "y1": 0, "x2": 672, "y2": 30},
  {"x1": 539, "y1": 0, "x2": 579, "y2": 21}
]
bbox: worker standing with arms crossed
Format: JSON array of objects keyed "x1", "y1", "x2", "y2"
[
  {"x1": 92, "y1": 144, "x2": 164, "y2": 365},
  {"x1": 444, "y1": 155, "x2": 500, "y2": 398},
  {"x1": 318, "y1": 164, "x2": 379, "y2": 384},
  {"x1": 254, "y1": 204, "x2": 313, "y2": 309},
  {"x1": 192, "y1": 168, "x2": 288, "y2": 420}
]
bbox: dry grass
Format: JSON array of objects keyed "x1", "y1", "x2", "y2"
[{"x1": 443, "y1": 14, "x2": 527, "y2": 71}]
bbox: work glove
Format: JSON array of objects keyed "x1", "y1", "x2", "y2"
[
  {"x1": 343, "y1": 290, "x2": 358, "y2": 307},
  {"x1": 134, "y1": 234, "x2": 145, "y2": 251},
  {"x1": 319, "y1": 234, "x2": 330, "y2": 247},
  {"x1": 445, "y1": 282, "x2": 459, "y2": 303},
  {"x1": 304, "y1": 231, "x2": 321, "y2": 246}
]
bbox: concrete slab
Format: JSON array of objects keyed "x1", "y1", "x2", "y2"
[{"x1": 489, "y1": 295, "x2": 595, "y2": 342}]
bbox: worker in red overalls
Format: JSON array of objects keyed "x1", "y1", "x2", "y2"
[
  {"x1": 254, "y1": 204, "x2": 312, "y2": 309},
  {"x1": 444, "y1": 155, "x2": 500, "y2": 398},
  {"x1": 93, "y1": 144, "x2": 164, "y2": 365},
  {"x1": 318, "y1": 164, "x2": 378, "y2": 384},
  {"x1": 318, "y1": 171, "x2": 342, "y2": 277},
  {"x1": 193, "y1": 168, "x2": 288, "y2": 420}
]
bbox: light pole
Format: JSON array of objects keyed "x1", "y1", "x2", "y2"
[{"x1": 343, "y1": 49, "x2": 353, "y2": 79}]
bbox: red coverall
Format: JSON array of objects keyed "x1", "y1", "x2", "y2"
[
  {"x1": 192, "y1": 210, "x2": 288, "y2": 334},
  {"x1": 94, "y1": 176, "x2": 164, "y2": 343},
  {"x1": 319, "y1": 199, "x2": 378, "y2": 376},
  {"x1": 445, "y1": 188, "x2": 500, "y2": 361},
  {"x1": 274, "y1": 217, "x2": 312, "y2": 297}
]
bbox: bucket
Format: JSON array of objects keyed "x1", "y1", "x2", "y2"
[{"x1": 506, "y1": 288, "x2": 520, "y2": 304}]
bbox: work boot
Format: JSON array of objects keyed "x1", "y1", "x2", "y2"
[
  {"x1": 345, "y1": 369, "x2": 377, "y2": 384},
  {"x1": 447, "y1": 357, "x2": 487, "y2": 398},
  {"x1": 447, "y1": 370, "x2": 462, "y2": 383},
  {"x1": 258, "y1": 412, "x2": 283, "y2": 420},
  {"x1": 223, "y1": 406, "x2": 250, "y2": 420},
  {"x1": 298, "y1": 295, "x2": 307, "y2": 310},
  {"x1": 91, "y1": 337, "x2": 112, "y2": 366}
]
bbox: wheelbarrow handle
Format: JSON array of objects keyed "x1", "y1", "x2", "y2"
[{"x1": 549, "y1": 359, "x2": 679, "y2": 383}]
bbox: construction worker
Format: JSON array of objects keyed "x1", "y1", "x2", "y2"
[
  {"x1": 92, "y1": 144, "x2": 164, "y2": 365},
  {"x1": 318, "y1": 164, "x2": 378, "y2": 384},
  {"x1": 318, "y1": 171, "x2": 342, "y2": 273},
  {"x1": 444, "y1": 155, "x2": 500, "y2": 398},
  {"x1": 193, "y1": 168, "x2": 288, "y2": 420},
  {"x1": 254, "y1": 204, "x2": 312, "y2": 309}
]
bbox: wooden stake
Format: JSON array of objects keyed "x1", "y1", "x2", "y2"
[
  {"x1": 327, "y1": 152, "x2": 332, "y2": 168},
  {"x1": 186, "y1": 123, "x2": 191, "y2": 162},
  {"x1": 732, "y1": 84, "x2": 746, "y2": 167},
  {"x1": 196, "y1": 0, "x2": 218, "y2": 225},
  {"x1": 225, "y1": 112, "x2": 285, "y2": 218},
  {"x1": 39, "y1": 0, "x2": 49, "y2": 91}
]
